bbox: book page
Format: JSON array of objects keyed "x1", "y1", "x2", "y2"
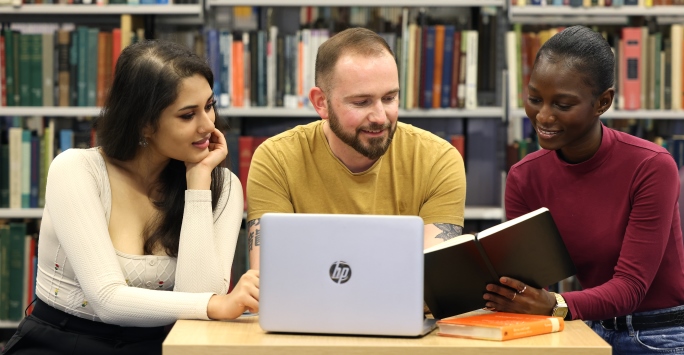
[
  {"x1": 476, "y1": 207, "x2": 548, "y2": 239},
  {"x1": 423, "y1": 234, "x2": 475, "y2": 254}
]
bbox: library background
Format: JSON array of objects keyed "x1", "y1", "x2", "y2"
[{"x1": 0, "y1": 0, "x2": 682, "y2": 346}]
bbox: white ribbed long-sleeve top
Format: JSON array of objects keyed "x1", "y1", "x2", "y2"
[{"x1": 35, "y1": 148, "x2": 243, "y2": 327}]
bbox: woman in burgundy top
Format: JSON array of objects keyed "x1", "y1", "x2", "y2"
[{"x1": 484, "y1": 25, "x2": 684, "y2": 354}]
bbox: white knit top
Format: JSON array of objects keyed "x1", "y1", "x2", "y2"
[{"x1": 35, "y1": 148, "x2": 243, "y2": 327}]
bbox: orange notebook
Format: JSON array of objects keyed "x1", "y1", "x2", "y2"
[{"x1": 437, "y1": 312, "x2": 564, "y2": 341}]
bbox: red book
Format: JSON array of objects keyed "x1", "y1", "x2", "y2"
[
  {"x1": 621, "y1": 27, "x2": 642, "y2": 110},
  {"x1": 111, "y1": 28, "x2": 121, "y2": 78},
  {"x1": 437, "y1": 312, "x2": 565, "y2": 341},
  {"x1": 432, "y1": 25, "x2": 445, "y2": 108},
  {"x1": 450, "y1": 134, "x2": 465, "y2": 163},
  {"x1": 449, "y1": 31, "x2": 461, "y2": 108},
  {"x1": 238, "y1": 136, "x2": 269, "y2": 211}
]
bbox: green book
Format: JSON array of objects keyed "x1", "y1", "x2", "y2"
[
  {"x1": 0, "y1": 141, "x2": 8, "y2": 208},
  {"x1": 18, "y1": 33, "x2": 31, "y2": 107},
  {"x1": 87, "y1": 28, "x2": 99, "y2": 107},
  {"x1": 77, "y1": 26, "x2": 88, "y2": 107},
  {"x1": 0, "y1": 225, "x2": 9, "y2": 320},
  {"x1": 7, "y1": 223, "x2": 26, "y2": 321},
  {"x1": 30, "y1": 34, "x2": 43, "y2": 107},
  {"x1": 4, "y1": 30, "x2": 16, "y2": 107}
]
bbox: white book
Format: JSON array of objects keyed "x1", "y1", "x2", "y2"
[
  {"x1": 641, "y1": 27, "x2": 648, "y2": 109},
  {"x1": 243, "y1": 32, "x2": 251, "y2": 108},
  {"x1": 661, "y1": 51, "x2": 666, "y2": 110},
  {"x1": 465, "y1": 30, "x2": 479, "y2": 110},
  {"x1": 399, "y1": 8, "x2": 409, "y2": 109},
  {"x1": 406, "y1": 23, "x2": 417, "y2": 110},
  {"x1": 301, "y1": 29, "x2": 311, "y2": 107},
  {"x1": 671, "y1": 25, "x2": 682, "y2": 111},
  {"x1": 267, "y1": 26, "x2": 278, "y2": 108},
  {"x1": 21, "y1": 131, "x2": 30, "y2": 208},
  {"x1": 506, "y1": 31, "x2": 518, "y2": 111},
  {"x1": 8, "y1": 127, "x2": 22, "y2": 209},
  {"x1": 43, "y1": 32, "x2": 54, "y2": 107},
  {"x1": 219, "y1": 30, "x2": 232, "y2": 108}
]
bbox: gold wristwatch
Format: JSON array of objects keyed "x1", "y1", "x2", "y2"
[{"x1": 550, "y1": 292, "x2": 568, "y2": 318}]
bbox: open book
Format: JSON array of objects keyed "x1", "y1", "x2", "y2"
[{"x1": 423, "y1": 207, "x2": 576, "y2": 319}]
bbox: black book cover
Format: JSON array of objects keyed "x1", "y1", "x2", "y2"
[{"x1": 424, "y1": 208, "x2": 576, "y2": 320}]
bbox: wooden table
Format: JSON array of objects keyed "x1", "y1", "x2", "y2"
[{"x1": 163, "y1": 316, "x2": 611, "y2": 355}]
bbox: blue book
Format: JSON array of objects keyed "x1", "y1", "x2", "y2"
[
  {"x1": 624, "y1": 0, "x2": 638, "y2": 4},
  {"x1": 77, "y1": 26, "x2": 88, "y2": 107},
  {"x1": 29, "y1": 135, "x2": 39, "y2": 208},
  {"x1": 552, "y1": 0, "x2": 563, "y2": 5},
  {"x1": 530, "y1": 0, "x2": 542, "y2": 4},
  {"x1": 441, "y1": 26, "x2": 455, "y2": 108},
  {"x1": 59, "y1": 129, "x2": 74, "y2": 154},
  {"x1": 422, "y1": 26, "x2": 436, "y2": 109},
  {"x1": 569, "y1": 0, "x2": 583, "y2": 6},
  {"x1": 206, "y1": 29, "x2": 221, "y2": 102},
  {"x1": 21, "y1": 131, "x2": 30, "y2": 208}
]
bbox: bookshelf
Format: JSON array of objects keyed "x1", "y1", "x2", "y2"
[
  {"x1": 0, "y1": 320, "x2": 20, "y2": 329},
  {"x1": 509, "y1": 107, "x2": 684, "y2": 120},
  {"x1": 0, "y1": 107, "x2": 100, "y2": 117},
  {"x1": 0, "y1": 107, "x2": 504, "y2": 118},
  {"x1": 207, "y1": 0, "x2": 506, "y2": 6},
  {"x1": 509, "y1": 5, "x2": 684, "y2": 17},
  {"x1": 0, "y1": 208, "x2": 44, "y2": 219},
  {"x1": 0, "y1": 4, "x2": 202, "y2": 15}
]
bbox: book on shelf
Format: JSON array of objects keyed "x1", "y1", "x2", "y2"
[
  {"x1": 423, "y1": 207, "x2": 576, "y2": 320},
  {"x1": 437, "y1": 311, "x2": 565, "y2": 341}
]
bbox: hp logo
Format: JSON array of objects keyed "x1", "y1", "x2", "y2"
[{"x1": 329, "y1": 261, "x2": 352, "y2": 284}]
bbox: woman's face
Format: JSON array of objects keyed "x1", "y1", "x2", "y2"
[
  {"x1": 144, "y1": 74, "x2": 217, "y2": 164},
  {"x1": 524, "y1": 57, "x2": 606, "y2": 164}
]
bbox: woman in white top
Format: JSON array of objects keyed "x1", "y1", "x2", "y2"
[{"x1": 3, "y1": 40, "x2": 259, "y2": 355}]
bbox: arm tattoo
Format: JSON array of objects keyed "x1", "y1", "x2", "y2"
[
  {"x1": 434, "y1": 223, "x2": 463, "y2": 242},
  {"x1": 247, "y1": 219, "x2": 261, "y2": 251}
]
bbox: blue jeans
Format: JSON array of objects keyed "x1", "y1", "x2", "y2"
[{"x1": 587, "y1": 305, "x2": 684, "y2": 354}]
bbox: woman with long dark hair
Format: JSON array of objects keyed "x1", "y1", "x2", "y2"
[{"x1": 3, "y1": 40, "x2": 258, "y2": 355}]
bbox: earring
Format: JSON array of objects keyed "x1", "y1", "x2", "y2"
[{"x1": 139, "y1": 137, "x2": 149, "y2": 147}]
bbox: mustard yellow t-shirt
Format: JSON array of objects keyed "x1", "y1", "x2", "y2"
[{"x1": 246, "y1": 120, "x2": 465, "y2": 226}]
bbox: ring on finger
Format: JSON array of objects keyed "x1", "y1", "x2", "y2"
[
  {"x1": 518, "y1": 285, "x2": 527, "y2": 294},
  {"x1": 511, "y1": 293, "x2": 516, "y2": 301}
]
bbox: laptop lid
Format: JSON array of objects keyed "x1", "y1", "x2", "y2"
[{"x1": 259, "y1": 213, "x2": 431, "y2": 337}]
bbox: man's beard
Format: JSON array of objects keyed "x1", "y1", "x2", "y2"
[{"x1": 327, "y1": 103, "x2": 396, "y2": 160}]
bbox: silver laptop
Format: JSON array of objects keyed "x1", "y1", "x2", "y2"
[{"x1": 258, "y1": 213, "x2": 436, "y2": 337}]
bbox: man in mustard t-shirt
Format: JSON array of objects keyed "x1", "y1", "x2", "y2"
[{"x1": 246, "y1": 27, "x2": 466, "y2": 269}]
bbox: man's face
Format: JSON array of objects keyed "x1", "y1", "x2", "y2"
[{"x1": 324, "y1": 52, "x2": 400, "y2": 160}]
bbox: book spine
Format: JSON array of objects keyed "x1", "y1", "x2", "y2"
[
  {"x1": 0, "y1": 34, "x2": 5, "y2": 107},
  {"x1": 238, "y1": 136, "x2": 254, "y2": 211},
  {"x1": 21, "y1": 130, "x2": 31, "y2": 208},
  {"x1": 432, "y1": 25, "x2": 445, "y2": 109},
  {"x1": 87, "y1": 28, "x2": 99, "y2": 107},
  {"x1": 502, "y1": 318, "x2": 564, "y2": 340},
  {"x1": 8, "y1": 127, "x2": 21, "y2": 209},
  {"x1": 422, "y1": 26, "x2": 435, "y2": 109},
  {"x1": 19, "y1": 34, "x2": 31, "y2": 106},
  {"x1": 621, "y1": 27, "x2": 642, "y2": 110},
  {"x1": 8, "y1": 223, "x2": 26, "y2": 321},
  {"x1": 441, "y1": 26, "x2": 455, "y2": 108},
  {"x1": 465, "y1": 30, "x2": 479, "y2": 109},
  {"x1": 30, "y1": 34, "x2": 43, "y2": 107},
  {"x1": 0, "y1": 226, "x2": 9, "y2": 319},
  {"x1": 30, "y1": 135, "x2": 39, "y2": 208},
  {"x1": 43, "y1": 32, "x2": 54, "y2": 107},
  {"x1": 0, "y1": 141, "x2": 8, "y2": 208}
]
